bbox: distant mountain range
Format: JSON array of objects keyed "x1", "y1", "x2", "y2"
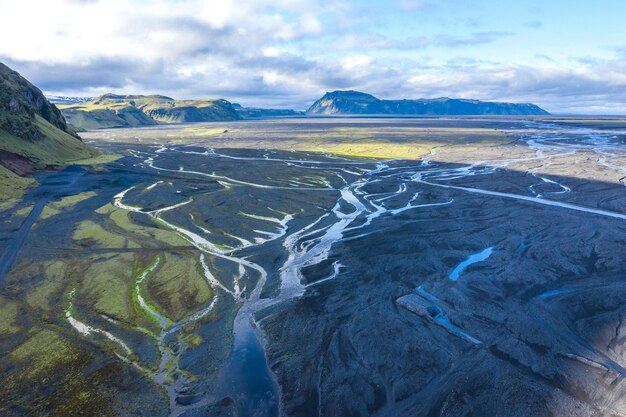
[
  {"x1": 306, "y1": 90, "x2": 550, "y2": 116},
  {"x1": 57, "y1": 95, "x2": 310, "y2": 130},
  {"x1": 50, "y1": 89, "x2": 549, "y2": 132},
  {"x1": 47, "y1": 96, "x2": 93, "y2": 105},
  {"x1": 232, "y1": 103, "x2": 305, "y2": 118}
]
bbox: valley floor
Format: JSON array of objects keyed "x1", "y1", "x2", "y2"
[{"x1": 1, "y1": 117, "x2": 626, "y2": 416}]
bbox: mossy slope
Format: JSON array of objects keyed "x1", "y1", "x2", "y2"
[{"x1": 0, "y1": 62, "x2": 100, "y2": 203}]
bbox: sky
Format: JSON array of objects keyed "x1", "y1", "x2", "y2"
[{"x1": 1, "y1": 0, "x2": 626, "y2": 113}]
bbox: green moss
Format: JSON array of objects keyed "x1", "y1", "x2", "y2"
[
  {"x1": 95, "y1": 203, "x2": 116, "y2": 215},
  {"x1": 187, "y1": 334, "x2": 203, "y2": 349},
  {"x1": 55, "y1": 191, "x2": 97, "y2": 208},
  {"x1": 74, "y1": 152, "x2": 121, "y2": 165},
  {"x1": 0, "y1": 165, "x2": 36, "y2": 203},
  {"x1": 176, "y1": 126, "x2": 228, "y2": 137},
  {"x1": 40, "y1": 191, "x2": 99, "y2": 221},
  {"x1": 0, "y1": 296, "x2": 20, "y2": 335},
  {"x1": 144, "y1": 253, "x2": 213, "y2": 322},
  {"x1": 73, "y1": 220, "x2": 132, "y2": 248},
  {"x1": 0, "y1": 324, "x2": 130, "y2": 416},
  {"x1": 163, "y1": 356, "x2": 177, "y2": 384},
  {"x1": 0, "y1": 113, "x2": 98, "y2": 202},
  {"x1": 40, "y1": 205, "x2": 61, "y2": 219},
  {"x1": 25, "y1": 260, "x2": 69, "y2": 311},
  {"x1": 292, "y1": 126, "x2": 510, "y2": 159},
  {"x1": 107, "y1": 208, "x2": 190, "y2": 247},
  {"x1": 23, "y1": 116, "x2": 97, "y2": 165},
  {"x1": 79, "y1": 253, "x2": 136, "y2": 322},
  {"x1": 10, "y1": 329, "x2": 80, "y2": 381},
  {"x1": 131, "y1": 256, "x2": 172, "y2": 330},
  {"x1": 0, "y1": 197, "x2": 18, "y2": 212},
  {"x1": 14, "y1": 203, "x2": 34, "y2": 217}
]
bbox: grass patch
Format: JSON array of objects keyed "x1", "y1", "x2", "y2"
[
  {"x1": 0, "y1": 165, "x2": 35, "y2": 203},
  {"x1": 106, "y1": 206, "x2": 190, "y2": 247},
  {"x1": 144, "y1": 253, "x2": 213, "y2": 322},
  {"x1": 83, "y1": 121, "x2": 511, "y2": 161},
  {"x1": 131, "y1": 256, "x2": 172, "y2": 330},
  {"x1": 8, "y1": 116, "x2": 99, "y2": 166},
  {"x1": 9, "y1": 329, "x2": 80, "y2": 381},
  {"x1": 25, "y1": 260, "x2": 69, "y2": 311},
  {"x1": 176, "y1": 126, "x2": 228, "y2": 137},
  {"x1": 79, "y1": 253, "x2": 136, "y2": 322},
  {"x1": 14, "y1": 203, "x2": 34, "y2": 217},
  {"x1": 0, "y1": 296, "x2": 20, "y2": 335},
  {"x1": 73, "y1": 220, "x2": 137, "y2": 248},
  {"x1": 40, "y1": 191, "x2": 98, "y2": 221},
  {"x1": 186, "y1": 334, "x2": 203, "y2": 349},
  {"x1": 0, "y1": 115, "x2": 99, "y2": 202},
  {"x1": 55, "y1": 191, "x2": 97, "y2": 209},
  {"x1": 73, "y1": 153, "x2": 121, "y2": 165},
  {"x1": 294, "y1": 127, "x2": 510, "y2": 159},
  {"x1": 40, "y1": 205, "x2": 61, "y2": 219}
]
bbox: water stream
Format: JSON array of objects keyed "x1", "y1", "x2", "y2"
[{"x1": 449, "y1": 247, "x2": 494, "y2": 281}]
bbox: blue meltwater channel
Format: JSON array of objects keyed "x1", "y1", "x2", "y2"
[{"x1": 449, "y1": 247, "x2": 494, "y2": 281}]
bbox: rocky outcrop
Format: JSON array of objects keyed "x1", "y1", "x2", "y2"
[{"x1": 0, "y1": 62, "x2": 78, "y2": 140}]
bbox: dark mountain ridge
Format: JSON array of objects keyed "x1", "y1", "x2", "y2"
[
  {"x1": 232, "y1": 103, "x2": 305, "y2": 118},
  {"x1": 307, "y1": 90, "x2": 550, "y2": 116},
  {"x1": 0, "y1": 63, "x2": 78, "y2": 140}
]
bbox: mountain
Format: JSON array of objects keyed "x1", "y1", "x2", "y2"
[
  {"x1": 232, "y1": 103, "x2": 305, "y2": 118},
  {"x1": 59, "y1": 94, "x2": 240, "y2": 130},
  {"x1": 307, "y1": 90, "x2": 550, "y2": 116},
  {"x1": 0, "y1": 62, "x2": 98, "y2": 202},
  {"x1": 0, "y1": 63, "x2": 80, "y2": 140},
  {"x1": 47, "y1": 95, "x2": 93, "y2": 105}
]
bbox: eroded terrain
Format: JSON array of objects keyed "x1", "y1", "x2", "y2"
[{"x1": 1, "y1": 117, "x2": 625, "y2": 416}]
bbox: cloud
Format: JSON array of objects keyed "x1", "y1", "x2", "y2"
[
  {"x1": 434, "y1": 31, "x2": 514, "y2": 47},
  {"x1": 524, "y1": 20, "x2": 543, "y2": 29},
  {"x1": 404, "y1": 60, "x2": 626, "y2": 113},
  {"x1": 0, "y1": 0, "x2": 625, "y2": 113},
  {"x1": 341, "y1": 55, "x2": 373, "y2": 70},
  {"x1": 333, "y1": 31, "x2": 512, "y2": 52},
  {"x1": 0, "y1": 56, "x2": 154, "y2": 91}
]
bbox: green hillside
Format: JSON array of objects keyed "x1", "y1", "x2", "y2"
[
  {"x1": 0, "y1": 116, "x2": 98, "y2": 166},
  {"x1": 0, "y1": 63, "x2": 100, "y2": 204},
  {"x1": 59, "y1": 94, "x2": 240, "y2": 130}
]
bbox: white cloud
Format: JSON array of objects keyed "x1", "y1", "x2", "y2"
[
  {"x1": 1, "y1": 0, "x2": 626, "y2": 113},
  {"x1": 262, "y1": 47, "x2": 282, "y2": 57},
  {"x1": 341, "y1": 55, "x2": 373, "y2": 70}
]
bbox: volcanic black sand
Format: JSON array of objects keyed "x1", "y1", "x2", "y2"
[{"x1": 1, "y1": 117, "x2": 625, "y2": 416}]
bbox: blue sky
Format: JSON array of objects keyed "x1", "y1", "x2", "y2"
[{"x1": 1, "y1": 0, "x2": 626, "y2": 113}]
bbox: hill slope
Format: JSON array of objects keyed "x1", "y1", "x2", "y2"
[
  {"x1": 232, "y1": 103, "x2": 305, "y2": 118},
  {"x1": 59, "y1": 94, "x2": 240, "y2": 130},
  {"x1": 307, "y1": 90, "x2": 550, "y2": 116},
  {"x1": 0, "y1": 63, "x2": 98, "y2": 203}
]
